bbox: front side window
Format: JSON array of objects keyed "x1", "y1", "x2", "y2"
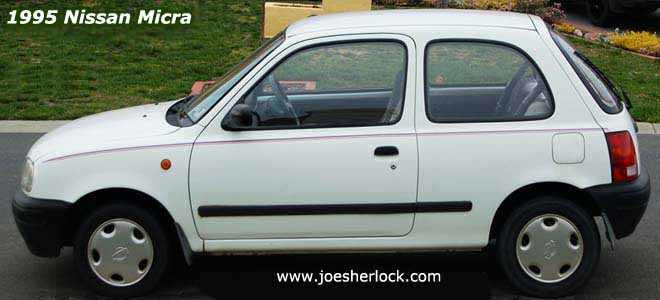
[
  {"x1": 425, "y1": 42, "x2": 553, "y2": 123},
  {"x1": 182, "y1": 32, "x2": 286, "y2": 123},
  {"x1": 223, "y1": 41, "x2": 407, "y2": 130},
  {"x1": 549, "y1": 29, "x2": 623, "y2": 114}
]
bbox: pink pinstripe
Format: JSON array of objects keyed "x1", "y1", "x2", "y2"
[{"x1": 43, "y1": 128, "x2": 602, "y2": 163}]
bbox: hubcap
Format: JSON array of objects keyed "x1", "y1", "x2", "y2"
[
  {"x1": 87, "y1": 219, "x2": 154, "y2": 287},
  {"x1": 588, "y1": 0, "x2": 604, "y2": 17},
  {"x1": 516, "y1": 214, "x2": 583, "y2": 283}
]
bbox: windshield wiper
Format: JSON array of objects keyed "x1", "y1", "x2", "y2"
[{"x1": 574, "y1": 51, "x2": 633, "y2": 109}]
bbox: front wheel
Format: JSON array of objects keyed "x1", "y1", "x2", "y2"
[
  {"x1": 496, "y1": 197, "x2": 601, "y2": 298},
  {"x1": 74, "y1": 204, "x2": 171, "y2": 297},
  {"x1": 586, "y1": 0, "x2": 613, "y2": 26}
]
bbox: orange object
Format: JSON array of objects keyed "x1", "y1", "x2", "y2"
[
  {"x1": 190, "y1": 81, "x2": 216, "y2": 96},
  {"x1": 279, "y1": 80, "x2": 317, "y2": 92},
  {"x1": 160, "y1": 159, "x2": 172, "y2": 170}
]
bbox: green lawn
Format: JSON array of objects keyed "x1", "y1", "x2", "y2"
[
  {"x1": 566, "y1": 36, "x2": 660, "y2": 122},
  {"x1": 0, "y1": 0, "x2": 262, "y2": 120},
  {"x1": 0, "y1": 1, "x2": 658, "y2": 121}
]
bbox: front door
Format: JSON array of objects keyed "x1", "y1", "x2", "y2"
[{"x1": 190, "y1": 35, "x2": 418, "y2": 239}]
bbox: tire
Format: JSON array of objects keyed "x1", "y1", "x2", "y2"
[
  {"x1": 586, "y1": 0, "x2": 613, "y2": 26},
  {"x1": 496, "y1": 197, "x2": 601, "y2": 298},
  {"x1": 74, "y1": 203, "x2": 171, "y2": 298}
]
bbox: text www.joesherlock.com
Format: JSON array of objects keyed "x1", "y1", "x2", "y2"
[{"x1": 276, "y1": 270, "x2": 442, "y2": 286}]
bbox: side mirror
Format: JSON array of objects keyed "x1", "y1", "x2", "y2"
[{"x1": 222, "y1": 104, "x2": 253, "y2": 131}]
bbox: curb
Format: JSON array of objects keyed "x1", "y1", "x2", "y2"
[
  {"x1": 637, "y1": 122, "x2": 659, "y2": 135},
  {"x1": 0, "y1": 121, "x2": 70, "y2": 133},
  {"x1": 1, "y1": 120, "x2": 658, "y2": 134}
]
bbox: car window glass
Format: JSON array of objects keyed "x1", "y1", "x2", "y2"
[
  {"x1": 184, "y1": 32, "x2": 285, "y2": 123},
  {"x1": 223, "y1": 41, "x2": 407, "y2": 130},
  {"x1": 425, "y1": 42, "x2": 553, "y2": 123},
  {"x1": 549, "y1": 30, "x2": 622, "y2": 114}
]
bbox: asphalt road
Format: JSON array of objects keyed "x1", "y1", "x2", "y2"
[
  {"x1": 1, "y1": 133, "x2": 659, "y2": 299},
  {"x1": 564, "y1": 4, "x2": 660, "y2": 33}
]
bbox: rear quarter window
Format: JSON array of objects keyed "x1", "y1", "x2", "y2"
[{"x1": 548, "y1": 28, "x2": 623, "y2": 114}]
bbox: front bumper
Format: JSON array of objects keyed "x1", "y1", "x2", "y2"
[
  {"x1": 586, "y1": 170, "x2": 651, "y2": 239},
  {"x1": 12, "y1": 188, "x2": 71, "y2": 257}
]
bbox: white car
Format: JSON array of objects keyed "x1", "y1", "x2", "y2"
[{"x1": 13, "y1": 9, "x2": 650, "y2": 298}]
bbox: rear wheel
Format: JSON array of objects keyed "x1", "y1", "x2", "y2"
[
  {"x1": 497, "y1": 197, "x2": 601, "y2": 298},
  {"x1": 74, "y1": 204, "x2": 170, "y2": 297},
  {"x1": 586, "y1": 0, "x2": 613, "y2": 26}
]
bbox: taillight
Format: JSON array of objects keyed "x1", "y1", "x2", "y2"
[{"x1": 605, "y1": 131, "x2": 638, "y2": 183}]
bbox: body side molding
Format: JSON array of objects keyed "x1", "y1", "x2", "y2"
[{"x1": 198, "y1": 201, "x2": 472, "y2": 217}]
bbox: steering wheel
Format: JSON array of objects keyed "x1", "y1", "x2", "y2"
[
  {"x1": 267, "y1": 74, "x2": 300, "y2": 126},
  {"x1": 493, "y1": 61, "x2": 530, "y2": 117}
]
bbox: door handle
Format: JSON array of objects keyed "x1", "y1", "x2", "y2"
[{"x1": 374, "y1": 146, "x2": 399, "y2": 156}]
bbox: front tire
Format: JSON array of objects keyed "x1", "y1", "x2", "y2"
[
  {"x1": 496, "y1": 197, "x2": 601, "y2": 298},
  {"x1": 586, "y1": 0, "x2": 613, "y2": 26},
  {"x1": 74, "y1": 204, "x2": 171, "y2": 298}
]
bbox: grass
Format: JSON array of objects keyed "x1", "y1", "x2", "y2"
[
  {"x1": 426, "y1": 42, "x2": 524, "y2": 85},
  {"x1": 565, "y1": 36, "x2": 660, "y2": 122},
  {"x1": 0, "y1": 1, "x2": 657, "y2": 121},
  {"x1": 275, "y1": 42, "x2": 406, "y2": 90},
  {"x1": 0, "y1": 0, "x2": 263, "y2": 120}
]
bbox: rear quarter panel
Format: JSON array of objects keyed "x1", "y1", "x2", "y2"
[{"x1": 409, "y1": 25, "x2": 611, "y2": 248}]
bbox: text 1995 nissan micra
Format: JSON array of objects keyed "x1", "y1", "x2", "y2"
[{"x1": 13, "y1": 9, "x2": 650, "y2": 298}]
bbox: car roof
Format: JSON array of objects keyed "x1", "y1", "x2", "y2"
[{"x1": 286, "y1": 9, "x2": 536, "y2": 37}]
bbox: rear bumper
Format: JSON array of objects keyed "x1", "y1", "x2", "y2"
[
  {"x1": 12, "y1": 188, "x2": 71, "y2": 257},
  {"x1": 586, "y1": 170, "x2": 650, "y2": 239}
]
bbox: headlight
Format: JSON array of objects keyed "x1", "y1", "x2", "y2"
[{"x1": 21, "y1": 158, "x2": 34, "y2": 193}]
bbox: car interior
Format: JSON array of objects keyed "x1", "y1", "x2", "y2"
[
  {"x1": 239, "y1": 70, "x2": 406, "y2": 128},
  {"x1": 227, "y1": 40, "x2": 553, "y2": 129},
  {"x1": 426, "y1": 63, "x2": 553, "y2": 122}
]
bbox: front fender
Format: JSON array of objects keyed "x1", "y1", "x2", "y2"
[{"x1": 28, "y1": 143, "x2": 203, "y2": 252}]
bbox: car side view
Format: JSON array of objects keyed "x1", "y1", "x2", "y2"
[{"x1": 12, "y1": 9, "x2": 650, "y2": 298}]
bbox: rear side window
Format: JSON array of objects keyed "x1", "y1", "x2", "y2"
[
  {"x1": 425, "y1": 41, "x2": 553, "y2": 123},
  {"x1": 549, "y1": 29, "x2": 623, "y2": 114}
]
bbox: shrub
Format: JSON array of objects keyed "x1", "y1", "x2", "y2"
[
  {"x1": 512, "y1": 0, "x2": 547, "y2": 13},
  {"x1": 536, "y1": 3, "x2": 566, "y2": 24},
  {"x1": 552, "y1": 22, "x2": 576, "y2": 34},
  {"x1": 473, "y1": 0, "x2": 512, "y2": 11},
  {"x1": 608, "y1": 30, "x2": 660, "y2": 57},
  {"x1": 377, "y1": 0, "x2": 569, "y2": 26}
]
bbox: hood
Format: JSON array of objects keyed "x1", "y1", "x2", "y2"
[{"x1": 29, "y1": 100, "x2": 180, "y2": 162}]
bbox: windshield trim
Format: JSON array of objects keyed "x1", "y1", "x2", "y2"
[
  {"x1": 547, "y1": 25, "x2": 623, "y2": 114},
  {"x1": 181, "y1": 32, "x2": 286, "y2": 125}
]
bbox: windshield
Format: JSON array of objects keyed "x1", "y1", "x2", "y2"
[
  {"x1": 548, "y1": 28, "x2": 623, "y2": 114},
  {"x1": 183, "y1": 32, "x2": 285, "y2": 123}
]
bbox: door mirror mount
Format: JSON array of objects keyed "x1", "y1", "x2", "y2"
[{"x1": 222, "y1": 104, "x2": 253, "y2": 131}]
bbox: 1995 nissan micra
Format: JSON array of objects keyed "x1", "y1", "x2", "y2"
[{"x1": 13, "y1": 9, "x2": 650, "y2": 298}]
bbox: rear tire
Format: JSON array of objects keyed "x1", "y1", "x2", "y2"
[
  {"x1": 74, "y1": 203, "x2": 171, "y2": 298},
  {"x1": 496, "y1": 197, "x2": 600, "y2": 298}
]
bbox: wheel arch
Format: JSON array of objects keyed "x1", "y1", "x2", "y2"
[
  {"x1": 489, "y1": 182, "x2": 601, "y2": 241},
  {"x1": 64, "y1": 188, "x2": 180, "y2": 250}
]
